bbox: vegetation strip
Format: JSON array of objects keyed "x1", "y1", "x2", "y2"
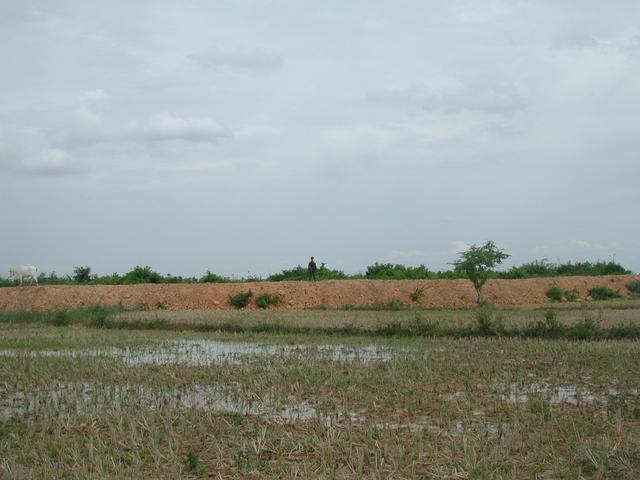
[
  {"x1": 0, "y1": 259, "x2": 633, "y2": 286},
  {"x1": 1, "y1": 306, "x2": 639, "y2": 340}
]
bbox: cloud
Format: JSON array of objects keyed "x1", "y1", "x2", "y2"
[
  {"x1": 127, "y1": 112, "x2": 231, "y2": 144},
  {"x1": 386, "y1": 249, "x2": 429, "y2": 262},
  {"x1": 0, "y1": 135, "x2": 85, "y2": 176},
  {"x1": 18, "y1": 148, "x2": 85, "y2": 175},
  {"x1": 53, "y1": 111, "x2": 231, "y2": 150},
  {"x1": 367, "y1": 82, "x2": 526, "y2": 116},
  {"x1": 553, "y1": 32, "x2": 600, "y2": 50},
  {"x1": 79, "y1": 89, "x2": 110, "y2": 103},
  {"x1": 188, "y1": 46, "x2": 283, "y2": 70}
]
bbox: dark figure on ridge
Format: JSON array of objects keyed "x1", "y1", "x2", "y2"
[{"x1": 307, "y1": 256, "x2": 317, "y2": 281}]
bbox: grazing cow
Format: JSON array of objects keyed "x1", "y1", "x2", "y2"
[{"x1": 9, "y1": 266, "x2": 39, "y2": 286}]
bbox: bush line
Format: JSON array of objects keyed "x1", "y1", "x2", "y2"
[{"x1": 1, "y1": 307, "x2": 639, "y2": 340}]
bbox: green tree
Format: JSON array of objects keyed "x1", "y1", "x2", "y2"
[
  {"x1": 72, "y1": 266, "x2": 92, "y2": 283},
  {"x1": 453, "y1": 241, "x2": 510, "y2": 305}
]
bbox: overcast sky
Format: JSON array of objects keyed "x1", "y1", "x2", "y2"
[{"x1": 1, "y1": 0, "x2": 639, "y2": 278}]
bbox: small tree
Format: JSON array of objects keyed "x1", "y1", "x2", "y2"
[
  {"x1": 453, "y1": 241, "x2": 510, "y2": 305},
  {"x1": 73, "y1": 266, "x2": 92, "y2": 283}
]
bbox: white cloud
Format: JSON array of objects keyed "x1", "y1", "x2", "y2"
[
  {"x1": 79, "y1": 89, "x2": 110, "y2": 103},
  {"x1": 188, "y1": 46, "x2": 283, "y2": 70},
  {"x1": 367, "y1": 83, "x2": 527, "y2": 116},
  {"x1": 128, "y1": 112, "x2": 231, "y2": 144},
  {"x1": 0, "y1": 135, "x2": 85, "y2": 176},
  {"x1": 386, "y1": 249, "x2": 429, "y2": 262},
  {"x1": 553, "y1": 33, "x2": 600, "y2": 50},
  {"x1": 18, "y1": 148, "x2": 85, "y2": 175}
]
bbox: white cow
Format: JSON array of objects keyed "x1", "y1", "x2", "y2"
[{"x1": 9, "y1": 266, "x2": 39, "y2": 286}]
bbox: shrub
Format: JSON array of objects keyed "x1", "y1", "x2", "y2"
[
  {"x1": 256, "y1": 293, "x2": 282, "y2": 309},
  {"x1": 564, "y1": 289, "x2": 579, "y2": 302},
  {"x1": 229, "y1": 291, "x2": 252, "y2": 309},
  {"x1": 72, "y1": 266, "x2": 92, "y2": 283},
  {"x1": 626, "y1": 280, "x2": 640, "y2": 296},
  {"x1": 122, "y1": 266, "x2": 163, "y2": 284},
  {"x1": 556, "y1": 261, "x2": 630, "y2": 276},
  {"x1": 410, "y1": 286, "x2": 424, "y2": 302},
  {"x1": 365, "y1": 263, "x2": 434, "y2": 280},
  {"x1": 546, "y1": 285, "x2": 564, "y2": 302},
  {"x1": 475, "y1": 307, "x2": 503, "y2": 336},
  {"x1": 50, "y1": 310, "x2": 70, "y2": 327},
  {"x1": 267, "y1": 264, "x2": 348, "y2": 281},
  {"x1": 541, "y1": 309, "x2": 563, "y2": 334},
  {"x1": 588, "y1": 286, "x2": 622, "y2": 301},
  {"x1": 199, "y1": 271, "x2": 230, "y2": 283},
  {"x1": 569, "y1": 314, "x2": 601, "y2": 340},
  {"x1": 525, "y1": 310, "x2": 564, "y2": 338},
  {"x1": 503, "y1": 259, "x2": 557, "y2": 279}
]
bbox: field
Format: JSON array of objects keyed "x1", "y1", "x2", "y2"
[{"x1": 1, "y1": 300, "x2": 640, "y2": 478}]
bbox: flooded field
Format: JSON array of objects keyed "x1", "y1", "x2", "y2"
[
  {"x1": 1, "y1": 315, "x2": 639, "y2": 478},
  {"x1": 0, "y1": 338, "x2": 422, "y2": 367}
]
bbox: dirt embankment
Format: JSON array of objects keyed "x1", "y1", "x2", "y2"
[{"x1": 0, "y1": 275, "x2": 638, "y2": 311}]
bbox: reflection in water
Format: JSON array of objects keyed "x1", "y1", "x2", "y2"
[
  {"x1": 499, "y1": 383, "x2": 638, "y2": 405},
  {"x1": 0, "y1": 382, "x2": 324, "y2": 422},
  {"x1": 0, "y1": 339, "x2": 431, "y2": 367}
]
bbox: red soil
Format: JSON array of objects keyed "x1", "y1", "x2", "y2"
[{"x1": 0, "y1": 275, "x2": 638, "y2": 311}]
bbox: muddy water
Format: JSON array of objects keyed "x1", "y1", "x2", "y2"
[
  {"x1": 0, "y1": 339, "x2": 429, "y2": 367},
  {"x1": 0, "y1": 382, "x2": 336, "y2": 423},
  {"x1": 0, "y1": 339, "x2": 438, "y2": 423}
]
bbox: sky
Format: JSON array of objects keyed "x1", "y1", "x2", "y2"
[{"x1": 1, "y1": 0, "x2": 639, "y2": 278}]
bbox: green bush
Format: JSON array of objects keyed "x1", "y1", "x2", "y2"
[
  {"x1": 199, "y1": 271, "x2": 230, "y2": 283},
  {"x1": 229, "y1": 291, "x2": 253, "y2": 309},
  {"x1": 72, "y1": 266, "x2": 92, "y2": 283},
  {"x1": 122, "y1": 266, "x2": 163, "y2": 284},
  {"x1": 569, "y1": 314, "x2": 601, "y2": 340},
  {"x1": 267, "y1": 265, "x2": 348, "y2": 281},
  {"x1": 546, "y1": 285, "x2": 564, "y2": 302},
  {"x1": 50, "y1": 310, "x2": 70, "y2": 327},
  {"x1": 626, "y1": 280, "x2": 640, "y2": 296},
  {"x1": 255, "y1": 293, "x2": 283, "y2": 309},
  {"x1": 365, "y1": 263, "x2": 434, "y2": 280},
  {"x1": 564, "y1": 289, "x2": 579, "y2": 302},
  {"x1": 525, "y1": 310, "x2": 564, "y2": 338},
  {"x1": 588, "y1": 286, "x2": 622, "y2": 301},
  {"x1": 475, "y1": 307, "x2": 503, "y2": 336}
]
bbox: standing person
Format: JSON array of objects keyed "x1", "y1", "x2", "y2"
[{"x1": 307, "y1": 256, "x2": 317, "y2": 281}]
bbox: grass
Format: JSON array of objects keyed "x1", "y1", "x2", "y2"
[
  {"x1": 3, "y1": 303, "x2": 640, "y2": 340},
  {"x1": 0, "y1": 323, "x2": 638, "y2": 478}
]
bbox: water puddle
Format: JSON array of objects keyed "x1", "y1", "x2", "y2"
[
  {"x1": 440, "y1": 383, "x2": 639, "y2": 406},
  {"x1": 0, "y1": 382, "x2": 327, "y2": 423},
  {"x1": 0, "y1": 382, "x2": 488, "y2": 438},
  {"x1": 0, "y1": 339, "x2": 428, "y2": 367},
  {"x1": 499, "y1": 383, "x2": 637, "y2": 405}
]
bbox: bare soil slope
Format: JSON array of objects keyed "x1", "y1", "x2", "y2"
[{"x1": 0, "y1": 275, "x2": 638, "y2": 311}]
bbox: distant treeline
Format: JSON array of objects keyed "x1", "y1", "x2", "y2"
[{"x1": 0, "y1": 260, "x2": 632, "y2": 287}]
